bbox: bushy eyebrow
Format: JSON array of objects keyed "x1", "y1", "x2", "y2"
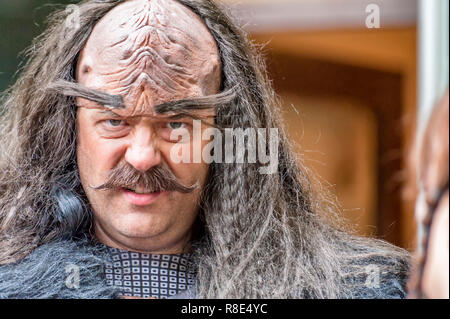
[
  {"x1": 47, "y1": 79, "x2": 236, "y2": 115},
  {"x1": 47, "y1": 80, "x2": 125, "y2": 109},
  {"x1": 98, "y1": 110, "x2": 122, "y2": 117},
  {"x1": 96, "y1": 109, "x2": 201, "y2": 121},
  {"x1": 154, "y1": 89, "x2": 236, "y2": 115}
]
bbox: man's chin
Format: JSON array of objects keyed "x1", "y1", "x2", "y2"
[
  {"x1": 101, "y1": 227, "x2": 184, "y2": 254},
  {"x1": 105, "y1": 226, "x2": 166, "y2": 246},
  {"x1": 114, "y1": 215, "x2": 167, "y2": 237},
  {"x1": 93, "y1": 209, "x2": 167, "y2": 240}
]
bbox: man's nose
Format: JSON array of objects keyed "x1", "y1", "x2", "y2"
[{"x1": 124, "y1": 127, "x2": 161, "y2": 172}]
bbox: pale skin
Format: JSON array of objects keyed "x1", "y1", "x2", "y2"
[{"x1": 76, "y1": 0, "x2": 221, "y2": 254}]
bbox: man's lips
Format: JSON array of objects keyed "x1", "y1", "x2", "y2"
[{"x1": 121, "y1": 188, "x2": 165, "y2": 206}]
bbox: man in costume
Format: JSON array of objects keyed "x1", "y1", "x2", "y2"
[{"x1": 0, "y1": 0, "x2": 409, "y2": 299}]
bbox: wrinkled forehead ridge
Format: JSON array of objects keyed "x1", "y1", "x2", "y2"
[
  {"x1": 78, "y1": 0, "x2": 221, "y2": 114},
  {"x1": 94, "y1": 0, "x2": 210, "y2": 55}
]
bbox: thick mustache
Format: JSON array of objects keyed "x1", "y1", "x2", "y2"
[{"x1": 90, "y1": 164, "x2": 198, "y2": 194}]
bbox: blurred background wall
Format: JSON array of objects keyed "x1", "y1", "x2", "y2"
[
  {"x1": 0, "y1": 0, "x2": 448, "y2": 251},
  {"x1": 0, "y1": 0, "x2": 73, "y2": 90},
  {"x1": 225, "y1": 0, "x2": 419, "y2": 250}
]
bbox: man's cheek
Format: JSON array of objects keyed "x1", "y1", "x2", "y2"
[
  {"x1": 77, "y1": 144, "x2": 106, "y2": 190},
  {"x1": 179, "y1": 163, "x2": 209, "y2": 186}
]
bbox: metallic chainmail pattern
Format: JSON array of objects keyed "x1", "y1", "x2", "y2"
[{"x1": 104, "y1": 246, "x2": 196, "y2": 299}]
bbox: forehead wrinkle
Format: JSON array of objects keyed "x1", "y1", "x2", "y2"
[
  {"x1": 77, "y1": 0, "x2": 222, "y2": 120},
  {"x1": 90, "y1": 0, "x2": 216, "y2": 63},
  {"x1": 98, "y1": 30, "x2": 211, "y2": 98},
  {"x1": 134, "y1": 88, "x2": 153, "y2": 116},
  {"x1": 100, "y1": 48, "x2": 195, "y2": 96}
]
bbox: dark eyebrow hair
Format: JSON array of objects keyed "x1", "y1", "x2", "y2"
[
  {"x1": 47, "y1": 79, "x2": 236, "y2": 114},
  {"x1": 99, "y1": 109, "x2": 121, "y2": 117},
  {"x1": 47, "y1": 80, "x2": 125, "y2": 109},
  {"x1": 154, "y1": 88, "x2": 236, "y2": 115}
]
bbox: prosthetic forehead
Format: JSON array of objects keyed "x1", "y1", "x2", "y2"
[{"x1": 76, "y1": 0, "x2": 221, "y2": 117}]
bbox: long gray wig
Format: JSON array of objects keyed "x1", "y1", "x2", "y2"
[{"x1": 0, "y1": 0, "x2": 409, "y2": 298}]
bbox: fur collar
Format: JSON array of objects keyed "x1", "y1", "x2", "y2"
[
  {"x1": 0, "y1": 237, "x2": 407, "y2": 299},
  {"x1": 0, "y1": 238, "x2": 120, "y2": 299}
]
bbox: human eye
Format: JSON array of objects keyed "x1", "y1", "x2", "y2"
[
  {"x1": 105, "y1": 119, "x2": 127, "y2": 128},
  {"x1": 97, "y1": 118, "x2": 131, "y2": 138},
  {"x1": 166, "y1": 122, "x2": 187, "y2": 130},
  {"x1": 158, "y1": 120, "x2": 191, "y2": 143}
]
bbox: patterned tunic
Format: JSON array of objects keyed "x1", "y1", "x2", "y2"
[{"x1": 104, "y1": 246, "x2": 196, "y2": 299}]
